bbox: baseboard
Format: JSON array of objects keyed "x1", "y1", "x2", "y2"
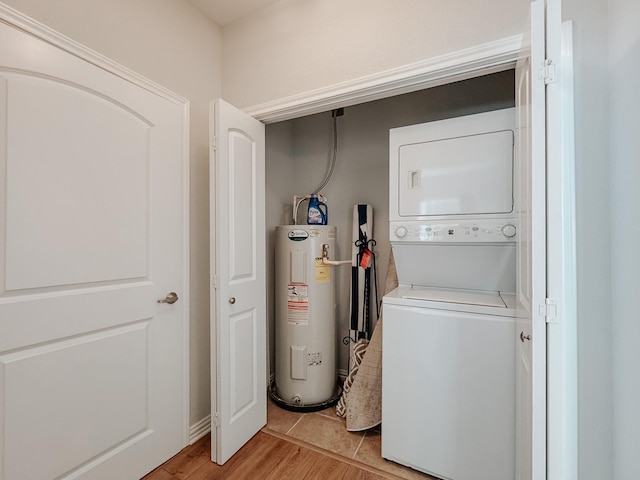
[{"x1": 189, "y1": 414, "x2": 211, "y2": 445}]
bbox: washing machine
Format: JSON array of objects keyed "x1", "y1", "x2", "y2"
[
  {"x1": 382, "y1": 285, "x2": 516, "y2": 480},
  {"x1": 381, "y1": 108, "x2": 518, "y2": 480},
  {"x1": 381, "y1": 222, "x2": 517, "y2": 480}
]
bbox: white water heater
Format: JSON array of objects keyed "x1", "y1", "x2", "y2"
[{"x1": 273, "y1": 225, "x2": 339, "y2": 408}]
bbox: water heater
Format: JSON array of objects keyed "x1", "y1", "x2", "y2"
[{"x1": 273, "y1": 225, "x2": 339, "y2": 409}]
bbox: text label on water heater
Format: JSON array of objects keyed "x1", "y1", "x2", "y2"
[{"x1": 288, "y1": 229, "x2": 309, "y2": 241}]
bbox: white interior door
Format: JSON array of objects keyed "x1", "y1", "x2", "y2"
[
  {"x1": 210, "y1": 99, "x2": 266, "y2": 464},
  {"x1": 0, "y1": 12, "x2": 188, "y2": 480},
  {"x1": 515, "y1": 1, "x2": 547, "y2": 479}
]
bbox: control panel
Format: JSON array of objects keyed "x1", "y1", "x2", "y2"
[{"x1": 390, "y1": 219, "x2": 517, "y2": 243}]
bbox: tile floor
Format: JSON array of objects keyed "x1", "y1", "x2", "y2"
[{"x1": 265, "y1": 398, "x2": 435, "y2": 480}]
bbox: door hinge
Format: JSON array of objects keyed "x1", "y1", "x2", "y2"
[
  {"x1": 212, "y1": 274, "x2": 217, "y2": 289},
  {"x1": 538, "y1": 59, "x2": 557, "y2": 85},
  {"x1": 213, "y1": 412, "x2": 220, "y2": 429},
  {"x1": 539, "y1": 297, "x2": 558, "y2": 323},
  {"x1": 211, "y1": 135, "x2": 218, "y2": 151}
]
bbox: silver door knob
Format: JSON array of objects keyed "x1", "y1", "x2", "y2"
[
  {"x1": 229, "y1": 297, "x2": 236, "y2": 304},
  {"x1": 520, "y1": 331, "x2": 531, "y2": 342},
  {"x1": 158, "y1": 292, "x2": 179, "y2": 304}
]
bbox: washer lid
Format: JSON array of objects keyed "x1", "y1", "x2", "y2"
[{"x1": 401, "y1": 286, "x2": 507, "y2": 308}]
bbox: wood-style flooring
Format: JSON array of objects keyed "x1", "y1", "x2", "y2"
[
  {"x1": 144, "y1": 430, "x2": 401, "y2": 479},
  {"x1": 143, "y1": 399, "x2": 434, "y2": 480}
]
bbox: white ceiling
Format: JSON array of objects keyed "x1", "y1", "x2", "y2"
[{"x1": 186, "y1": 0, "x2": 283, "y2": 26}]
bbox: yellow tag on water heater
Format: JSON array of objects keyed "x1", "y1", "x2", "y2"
[{"x1": 315, "y1": 258, "x2": 330, "y2": 283}]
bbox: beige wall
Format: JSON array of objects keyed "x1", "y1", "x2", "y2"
[
  {"x1": 2, "y1": 0, "x2": 223, "y2": 426},
  {"x1": 560, "y1": 0, "x2": 614, "y2": 478},
  {"x1": 221, "y1": 0, "x2": 529, "y2": 108},
  {"x1": 608, "y1": 1, "x2": 640, "y2": 479}
]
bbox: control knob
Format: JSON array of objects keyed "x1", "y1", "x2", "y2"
[
  {"x1": 395, "y1": 226, "x2": 408, "y2": 239},
  {"x1": 501, "y1": 224, "x2": 517, "y2": 238}
]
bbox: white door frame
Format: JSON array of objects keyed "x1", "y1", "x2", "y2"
[
  {"x1": 0, "y1": 3, "x2": 191, "y2": 445},
  {"x1": 245, "y1": 26, "x2": 576, "y2": 480}
]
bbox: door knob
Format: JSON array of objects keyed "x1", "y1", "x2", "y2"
[
  {"x1": 229, "y1": 297, "x2": 236, "y2": 304},
  {"x1": 520, "y1": 331, "x2": 531, "y2": 342},
  {"x1": 158, "y1": 292, "x2": 179, "y2": 304}
]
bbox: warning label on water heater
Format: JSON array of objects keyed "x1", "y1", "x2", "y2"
[{"x1": 287, "y1": 283, "x2": 309, "y2": 325}]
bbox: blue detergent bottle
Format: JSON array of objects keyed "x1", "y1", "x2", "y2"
[{"x1": 307, "y1": 194, "x2": 328, "y2": 225}]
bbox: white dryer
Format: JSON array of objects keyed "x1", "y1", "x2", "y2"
[{"x1": 382, "y1": 108, "x2": 518, "y2": 480}]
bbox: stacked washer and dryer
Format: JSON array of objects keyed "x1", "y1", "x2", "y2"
[{"x1": 382, "y1": 108, "x2": 517, "y2": 480}]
